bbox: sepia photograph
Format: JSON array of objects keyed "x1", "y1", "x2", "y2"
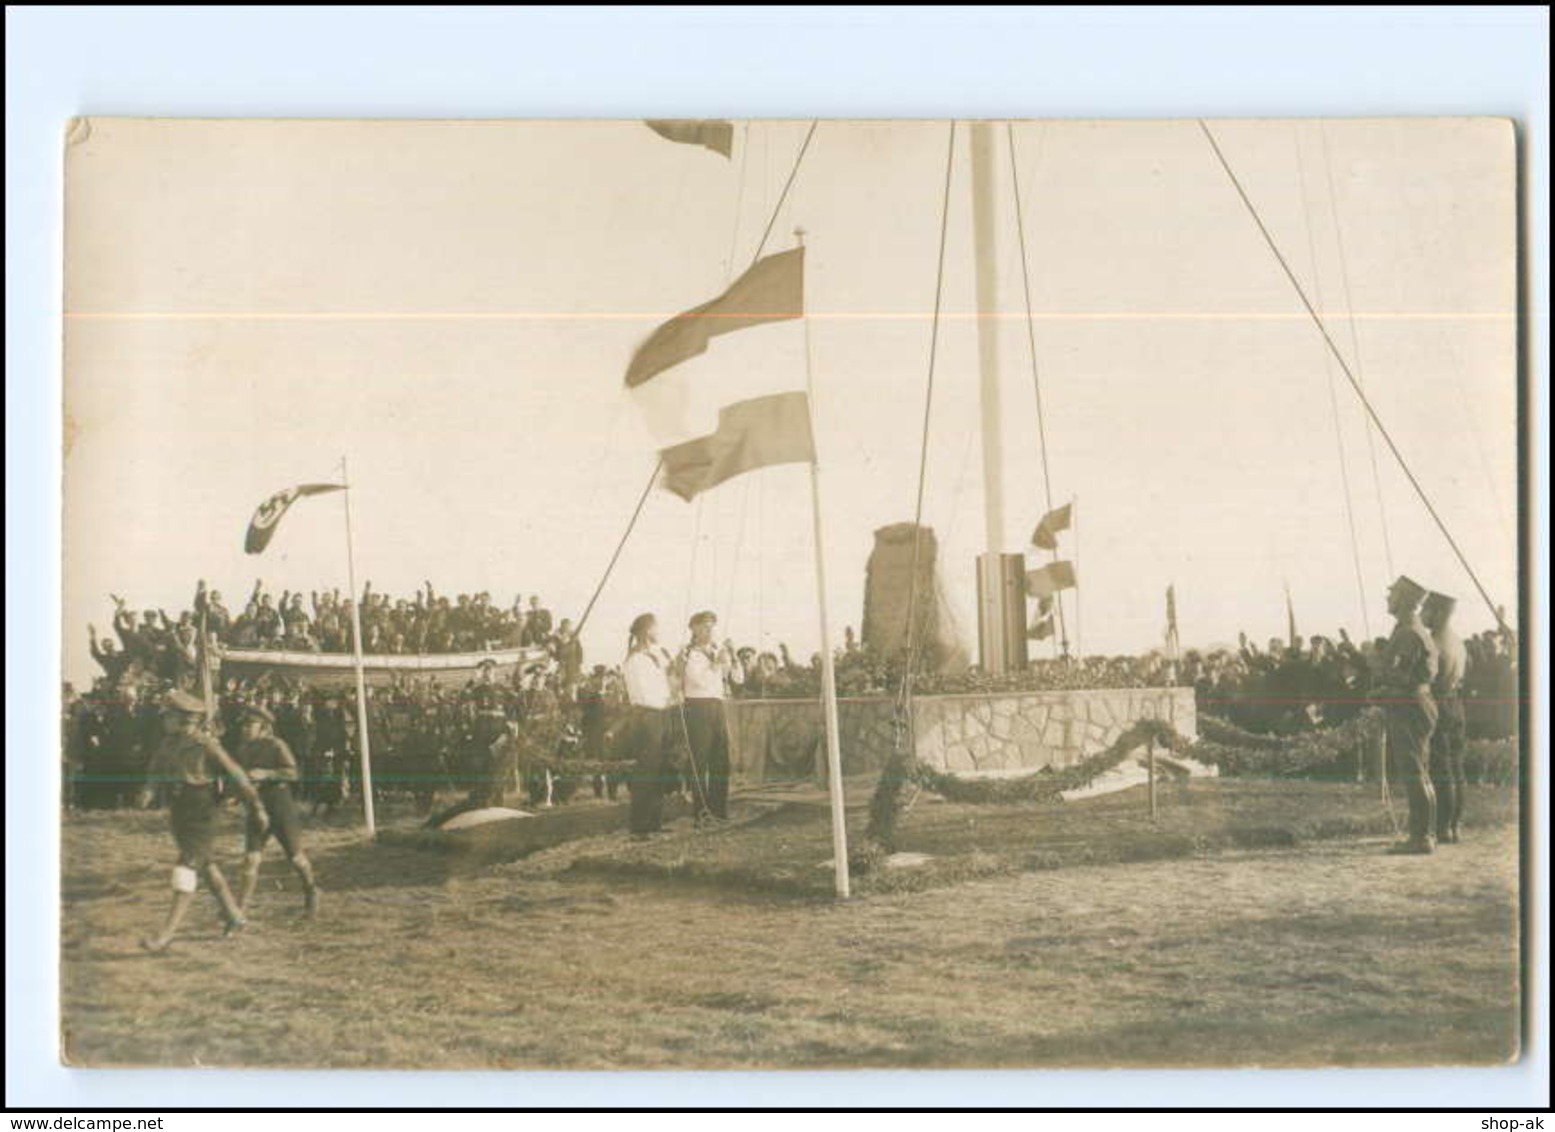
[{"x1": 56, "y1": 112, "x2": 1524, "y2": 1075}]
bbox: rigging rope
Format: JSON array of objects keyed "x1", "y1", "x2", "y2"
[
  {"x1": 1199, "y1": 120, "x2": 1508, "y2": 632},
  {"x1": 1008, "y1": 121, "x2": 1069, "y2": 657},
  {"x1": 1294, "y1": 126, "x2": 1373, "y2": 639},
  {"x1": 1320, "y1": 123, "x2": 1396, "y2": 579},
  {"x1": 900, "y1": 122, "x2": 959, "y2": 701}
]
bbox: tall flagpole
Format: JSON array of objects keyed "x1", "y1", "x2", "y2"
[
  {"x1": 341, "y1": 455, "x2": 376, "y2": 836},
  {"x1": 796, "y1": 227, "x2": 850, "y2": 900}
]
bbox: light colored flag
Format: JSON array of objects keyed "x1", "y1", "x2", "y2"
[
  {"x1": 1285, "y1": 583, "x2": 1298, "y2": 647},
  {"x1": 1025, "y1": 560, "x2": 1077, "y2": 599},
  {"x1": 244, "y1": 483, "x2": 346, "y2": 554},
  {"x1": 1030, "y1": 502, "x2": 1073, "y2": 550},
  {"x1": 1165, "y1": 584, "x2": 1181, "y2": 661},
  {"x1": 645, "y1": 119, "x2": 735, "y2": 159},
  {"x1": 627, "y1": 248, "x2": 815, "y2": 501}
]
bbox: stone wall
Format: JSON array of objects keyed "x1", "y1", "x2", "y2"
[{"x1": 724, "y1": 687, "x2": 1197, "y2": 784}]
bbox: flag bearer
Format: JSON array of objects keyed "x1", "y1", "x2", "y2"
[
  {"x1": 140, "y1": 690, "x2": 265, "y2": 951},
  {"x1": 1374, "y1": 576, "x2": 1440, "y2": 855},
  {"x1": 234, "y1": 704, "x2": 321, "y2": 918}
]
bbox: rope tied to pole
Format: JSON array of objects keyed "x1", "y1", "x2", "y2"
[{"x1": 1199, "y1": 119, "x2": 1508, "y2": 633}]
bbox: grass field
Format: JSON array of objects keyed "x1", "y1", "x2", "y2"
[{"x1": 60, "y1": 779, "x2": 1522, "y2": 1069}]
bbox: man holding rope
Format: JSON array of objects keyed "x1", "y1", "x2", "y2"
[
  {"x1": 679, "y1": 611, "x2": 742, "y2": 824},
  {"x1": 622, "y1": 613, "x2": 681, "y2": 838},
  {"x1": 1375, "y1": 575, "x2": 1440, "y2": 856}
]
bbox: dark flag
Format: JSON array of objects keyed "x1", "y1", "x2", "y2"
[
  {"x1": 245, "y1": 483, "x2": 345, "y2": 554},
  {"x1": 1165, "y1": 584, "x2": 1181, "y2": 661},
  {"x1": 626, "y1": 247, "x2": 804, "y2": 389},
  {"x1": 645, "y1": 119, "x2": 735, "y2": 159},
  {"x1": 1031, "y1": 502, "x2": 1073, "y2": 550},
  {"x1": 1285, "y1": 582, "x2": 1298, "y2": 647}
]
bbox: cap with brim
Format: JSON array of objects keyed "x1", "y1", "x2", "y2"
[
  {"x1": 689, "y1": 610, "x2": 717, "y2": 629},
  {"x1": 1389, "y1": 575, "x2": 1428, "y2": 606},
  {"x1": 162, "y1": 689, "x2": 207, "y2": 714},
  {"x1": 1423, "y1": 591, "x2": 1457, "y2": 615},
  {"x1": 242, "y1": 703, "x2": 276, "y2": 725}
]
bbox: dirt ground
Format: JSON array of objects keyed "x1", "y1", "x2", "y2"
[{"x1": 60, "y1": 785, "x2": 1522, "y2": 1070}]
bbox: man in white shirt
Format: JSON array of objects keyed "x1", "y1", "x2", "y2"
[
  {"x1": 622, "y1": 612, "x2": 676, "y2": 836},
  {"x1": 678, "y1": 611, "x2": 743, "y2": 822}
]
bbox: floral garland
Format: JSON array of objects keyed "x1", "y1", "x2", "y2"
[{"x1": 861, "y1": 716, "x2": 1177, "y2": 859}]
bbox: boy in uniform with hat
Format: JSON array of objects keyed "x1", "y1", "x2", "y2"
[
  {"x1": 140, "y1": 689, "x2": 266, "y2": 951},
  {"x1": 1374, "y1": 575, "x2": 1440, "y2": 854},
  {"x1": 234, "y1": 703, "x2": 321, "y2": 917},
  {"x1": 1422, "y1": 591, "x2": 1468, "y2": 843},
  {"x1": 678, "y1": 610, "x2": 742, "y2": 823}
]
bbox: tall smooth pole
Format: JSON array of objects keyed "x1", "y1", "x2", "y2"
[
  {"x1": 971, "y1": 121, "x2": 1007, "y2": 556},
  {"x1": 797, "y1": 227, "x2": 850, "y2": 899},
  {"x1": 341, "y1": 456, "x2": 376, "y2": 835}
]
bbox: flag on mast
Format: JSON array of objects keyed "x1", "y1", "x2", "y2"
[
  {"x1": 1165, "y1": 584, "x2": 1181, "y2": 661},
  {"x1": 626, "y1": 248, "x2": 815, "y2": 500},
  {"x1": 1030, "y1": 502, "x2": 1073, "y2": 550},
  {"x1": 1285, "y1": 582, "x2": 1298, "y2": 647},
  {"x1": 1025, "y1": 560, "x2": 1077, "y2": 598},
  {"x1": 245, "y1": 483, "x2": 346, "y2": 554},
  {"x1": 644, "y1": 119, "x2": 735, "y2": 159}
]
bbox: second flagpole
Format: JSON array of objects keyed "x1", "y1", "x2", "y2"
[
  {"x1": 341, "y1": 455, "x2": 377, "y2": 836},
  {"x1": 796, "y1": 227, "x2": 851, "y2": 900}
]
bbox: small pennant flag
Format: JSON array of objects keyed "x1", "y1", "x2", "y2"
[
  {"x1": 245, "y1": 483, "x2": 345, "y2": 554},
  {"x1": 1025, "y1": 560, "x2": 1077, "y2": 599},
  {"x1": 1031, "y1": 502, "x2": 1073, "y2": 550},
  {"x1": 645, "y1": 119, "x2": 735, "y2": 159}
]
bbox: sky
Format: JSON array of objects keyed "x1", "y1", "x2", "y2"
[{"x1": 61, "y1": 117, "x2": 1518, "y2": 687}]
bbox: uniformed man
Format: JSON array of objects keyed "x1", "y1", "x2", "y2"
[
  {"x1": 139, "y1": 689, "x2": 266, "y2": 951},
  {"x1": 1422, "y1": 591, "x2": 1468, "y2": 844},
  {"x1": 233, "y1": 704, "x2": 321, "y2": 918},
  {"x1": 678, "y1": 611, "x2": 742, "y2": 823},
  {"x1": 1374, "y1": 575, "x2": 1440, "y2": 855}
]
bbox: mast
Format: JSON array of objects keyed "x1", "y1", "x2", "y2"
[{"x1": 971, "y1": 121, "x2": 1027, "y2": 675}]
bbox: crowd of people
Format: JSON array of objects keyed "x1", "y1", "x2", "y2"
[
  {"x1": 66, "y1": 577, "x2": 1520, "y2": 818},
  {"x1": 87, "y1": 579, "x2": 573, "y2": 673}
]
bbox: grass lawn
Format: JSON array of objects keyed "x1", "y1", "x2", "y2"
[{"x1": 60, "y1": 779, "x2": 1522, "y2": 1069}]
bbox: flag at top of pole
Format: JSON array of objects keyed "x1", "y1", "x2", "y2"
[
  {"x1": 625, "y1": 247, "x2": 816, "y2": 501},
  {"x1": 244, "y1": 483, "x2": 345, "y2": 554}
]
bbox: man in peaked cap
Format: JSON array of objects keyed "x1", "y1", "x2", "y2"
[
  {"x1": 677, "y1": 610, "x2": 742, "y2": 823},
  {"x1": 233, "y1": 702, "x2": 321, "y2": 918},
  {"x1": 140, "y1": 689, "x2": 266, "y2": 951},
  {"x1": 1422, "y1": 591, "x2": 1469, "y2": 844},
  {"x1": 1374, "y1": 576, "x2": 1440, "y2": 855}
]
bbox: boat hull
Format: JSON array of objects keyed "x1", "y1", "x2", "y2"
[{"x1": 214, "y1": 644, "x2": 551, "y2": 690}]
